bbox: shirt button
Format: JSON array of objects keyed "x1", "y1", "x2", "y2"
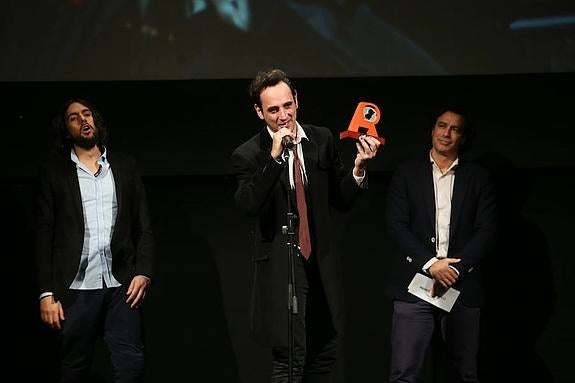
[
  {"x1": 431, "y1": 237, "x2": 436, "y2": 243},
  {"x1": 406, "y1": 256, "x2": 413, "y2": 263}
]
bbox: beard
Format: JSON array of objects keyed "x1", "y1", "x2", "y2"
[{"x1": 71, "y1": 129, "x2": 99, "y2": 150}]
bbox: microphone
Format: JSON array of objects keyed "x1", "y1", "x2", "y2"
[{"x1": 281, "y1": 136, "x2": 295, "y2": 149}]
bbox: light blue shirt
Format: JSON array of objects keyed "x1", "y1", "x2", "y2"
[{"x1": 69, "y1": 148, "x2": 121, "y2": 290}]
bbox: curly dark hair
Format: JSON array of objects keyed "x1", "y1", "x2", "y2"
[
  {"x1": 53, "y1": 98, "x2": 108, "y2": 154},
  {"x1": 249, "y1": 68, "x2": 297, "y2": 108}
]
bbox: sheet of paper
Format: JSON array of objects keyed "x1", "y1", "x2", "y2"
[{"x1": 407, "y1": 273, "x2": 460, "y2": 312}]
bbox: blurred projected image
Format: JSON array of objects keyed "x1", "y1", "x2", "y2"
[{"x1": 1, "y1": 0, "x2": 573, "y2": 80}]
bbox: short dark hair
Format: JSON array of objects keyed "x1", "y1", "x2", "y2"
[
  {"x1": 249, "y1": 68, "x2": 297, "y2": 108},
  {"x1": 53, "y1": 98, "x2": 108, "y2": 154}
]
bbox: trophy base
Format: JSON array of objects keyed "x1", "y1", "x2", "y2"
[{"x1": 340, "y1": 130, "x2": 386, "y2": 145}]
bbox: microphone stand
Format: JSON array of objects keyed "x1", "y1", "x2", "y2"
[{"x1": 280, "y1": 145, "x2": 298, "y2": 383}]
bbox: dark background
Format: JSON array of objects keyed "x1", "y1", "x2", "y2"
[
  {"x1": 1, "y1": 1, "x2": 574, "y2": 381},
  {"x1": 2, "y1": 73, "x2": 574, "y2": 382}
]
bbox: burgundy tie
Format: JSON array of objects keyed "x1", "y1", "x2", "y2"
[{"x1": 293, "y1": 147, "x2": 311, "y2": 259}]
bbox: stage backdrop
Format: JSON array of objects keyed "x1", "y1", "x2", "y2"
[
  {"x1": 2, "y1": 1, "x2": 574, "y2": 81},
  {"x1": 2, "y1": 73, "x2": 574, "y2": 382}
]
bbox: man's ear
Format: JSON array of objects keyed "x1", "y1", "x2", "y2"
[{"x1": 254, "y1": 104, "x2": 264, "y2": 120}]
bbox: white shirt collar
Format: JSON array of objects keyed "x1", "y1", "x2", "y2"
[{"x1": 429, "y1": 150, "x2": 459, "y2": 173}]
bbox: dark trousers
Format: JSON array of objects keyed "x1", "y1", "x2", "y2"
[
  {"x1": 389, "y1": 300, "x2": 481, "y2": 383},
  {"x1": 271, "y1": 255, "x2": 337, "y2": 383},
  {"x1": 59, "y1": 286, "x2": 144, "y2": 383}
]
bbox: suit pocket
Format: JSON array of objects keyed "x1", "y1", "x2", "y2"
[{"x1": 253, "y1": 240, "x2": 272, "y2": 261}]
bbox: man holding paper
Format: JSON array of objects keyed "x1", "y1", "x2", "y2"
[{"x1": 385, "y1": 106, "x2": 496, "y2": 383}]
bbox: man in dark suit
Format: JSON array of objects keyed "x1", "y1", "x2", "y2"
[
  {"x1": 385, "y1": 107, "x2": 497, "y2": 383},
  {"x1": 231, "y1": 68, "x2": 381, "y2": 383},
  {"x1": 36, "y1": 98, "x2": 154, "y2": 383}
]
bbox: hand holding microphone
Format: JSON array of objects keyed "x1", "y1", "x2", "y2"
[
  {"x1": 281, "y1": 135, "x2": 294, "y2": 149},
  {"x1": 271, "y1": 127, "x2": 296, "y2": 161}
]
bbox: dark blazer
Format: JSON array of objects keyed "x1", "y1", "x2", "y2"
[
  {"x1": 35, "y1": 150, "x2": 154, "y2": 300},
  {"x1": 386, "y1": 156, "x2": 496, "y2": 307},
  {"x1": 231, "y1": 124, "x2": 364, "y2": 347}
]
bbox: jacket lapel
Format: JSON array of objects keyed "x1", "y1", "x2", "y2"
[
  {"x1": 450, "y1": 163, "x2": 468, "y2": 240},
  {"x1": 108, "y1": 152, "x2": 124, "y2": 223},
  {"x1": 65, "y1": 158, "x2": 84, "y2": 226},
  {"x1": 301, "y1": 133, "x2": 317, "y2": 190},
  {"x1": 421, "y1": 160, "x2": 436, "y2": 231}
]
